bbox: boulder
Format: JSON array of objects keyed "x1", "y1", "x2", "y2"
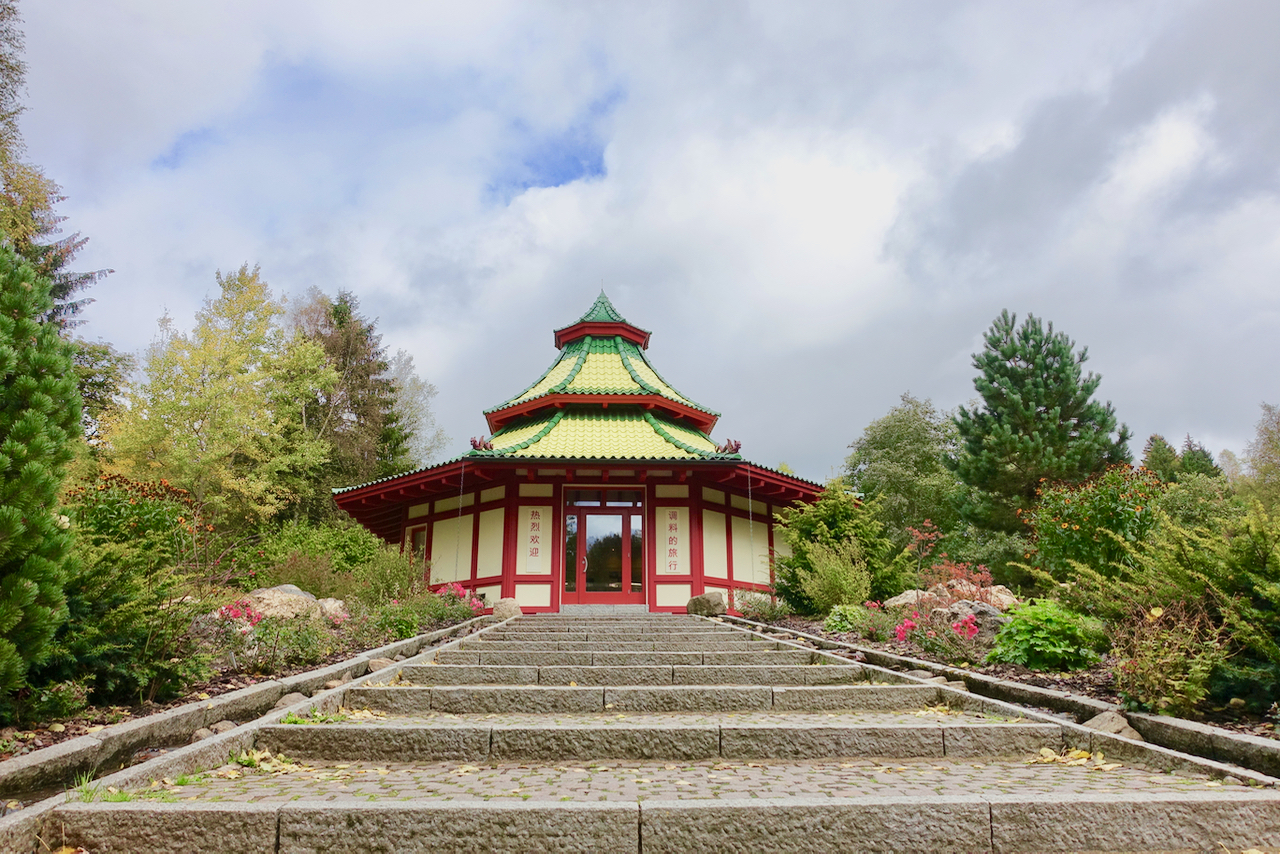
[
  {"x1": 686, "y1": 591, "x2": 727, "y2": 616},
  {"x1": 367, "y1": 657, "x2": 395, "y2": 672},
  {"x1": 247, "y1": 585, "x2": 322, "y2": 620},
  {"x1": 946, "y1": 600, "x2": 1009, "y2": 644},
  {"x1": 317, "y1": 598, "x2": 347, "y2": 620},
  {"x1": 190, "y1": 727, "x2": 214, "y2": 743},
  {"x1": 208, "y1": 720, "x2": 237, "y2": 735},
  {"x1": 492, "y1": 598, "x2": 522, "y2": 621},
  {"x1": 1082, "y1": 710, "x2": 1144, "y2": 742},
  {"x1": 883, "y1": 589, "x2": 937, "y2": 611}
]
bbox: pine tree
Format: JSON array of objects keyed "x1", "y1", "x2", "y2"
[
  {"x1": 951, "y1": 310, "x2": 1131, "y2": 532},
  {"x1": 0, "y1": 247, "x2": 78, "y2": 694},
  {"x1": 1141, "y1": 434, "x2": 1181, "y2": 482},
  {"x1": 1179, "y1": 435, "x2": 1222, "y2": 479}
]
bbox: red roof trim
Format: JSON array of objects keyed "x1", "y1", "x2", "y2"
[
  {"x1": 485, "y1": 393, "x2": 719, "y2": 434},
  {"x1": 553, "y1": 320, "x2": 651, "y2": 349}
]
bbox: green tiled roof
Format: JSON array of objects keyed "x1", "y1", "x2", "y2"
[
  {"x1": 470, "y1": 406, "x2": 741, "y2": 461},
  {"x1": 486, "y1": 334, "x2": 718, "y2": 417},
  {"x1": 575, "y1": 291, "x2": 635, "y2": 325}
]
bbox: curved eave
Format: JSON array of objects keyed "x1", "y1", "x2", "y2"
[
  {"x1": 332, "y1": 457, "x2": 822, "y2": 542},
  {"x1": 554, "y1": 320, "x2": 650, "y2": 349},
  {"x1": 484, "y1": 393, "x2": 719, "y2": 434}
]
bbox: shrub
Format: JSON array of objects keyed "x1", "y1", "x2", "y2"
[
  {"x1": 237, "y1": 520, "x2": 383, "y2": 595},
  {"x1": 824, "y1": 603, "x2": 897, "y2": 641},
  {"x1": 351, "y1": 545, "x2": 431, "y2": 607},
  {"x1": 247, "y1": 617, "x2": 335, "y2": 673},
  {"x1": 734, "y1": 590, "x2": 792, "y2": 623},
  {"x1": 774, "y1": 487, "x2": 908, "y2": 613},
  {"x1": 25, "y1": 475, "x2": 217, "y2": 711},
  {"x1": 799, "y1": 538, "x2": 871, "y2": 614},
  {"x1": 1025, "y1": 465, "x2": 1164, "y2": 582},
  {"x1": 987, "y1": 600, "x2": 1107, "y2": 671},
  {"x1": 1111, "y1": 603, "x2": 1228, "y2": 716}
]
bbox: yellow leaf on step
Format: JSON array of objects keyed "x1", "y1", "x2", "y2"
[
  {"x1": 569, "y1": 681, "x2": 578, "y2": 687},
  {"x1": 197, "y1": 693, "x2": 210, "y2": 700},
  {"x1": 1038, "y1": 748, "x2": 1056, "y2": 760}
]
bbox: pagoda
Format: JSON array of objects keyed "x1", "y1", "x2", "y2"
[{"x1": 333, "y1": 293, "x2": 821, "y2": 613}]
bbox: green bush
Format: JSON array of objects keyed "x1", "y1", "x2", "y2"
[
  {"x1": 1111, "y1": 603, "x2": 1227, "y2": 716},
  {"x1": 987, "y1": 600, "x2": 1107, "y2": 671},
  {"x1": 25, "y1": 475, "x2": 214, "y2": 711},
  {"x1": 734, "y1": 590, "x2": 792, "y2": 623},
  {"x1": 248, "y1": 617, "x2": 335, "y2": 673},
  {"x1": 824, "y1": 604, "x2": 897, "y2": 641},
  {"x1": 238, "y1": 520, "x2": 383, "y2": 596},
  {"x1": 774, "y1": 486, "x2": 907, "y2": 612},
  {"x1": 799, "y1": 538, "x2": 871, "y2": 614},
  {"x1": 351, "y1": 545, "x2": 431, "y2": 607}
]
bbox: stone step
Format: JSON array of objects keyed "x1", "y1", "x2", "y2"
[
  {"x1": 399, "y1": 664, "x2": 869, "y2": 686},
  {"x1": 256, "y1": 711, "x2": 1063, "y2": 762},
  {"x1": 456, "y1": 639, "x2": 782, "y2": 651},
  {"x1": 344, "y1": 684, "x2": 944, "y2": 715},
  {"x1": 433, "y1": 649, "x2": 819, "y2": 666},
  {"x1": 51, "y1": 785, "x2": 1280, "y2": 854},
  {"x1": 479, "y1": 630, "x2": 741, "y2": 641}
]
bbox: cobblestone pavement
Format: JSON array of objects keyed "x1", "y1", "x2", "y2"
[{"x1": 119, "y1": 756, "x2": 1242, "y2": 805}]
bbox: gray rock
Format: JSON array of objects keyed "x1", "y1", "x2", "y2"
[
  {"x1": 946, "y1": 599, "x2": 1009, "y2": 644},
  {"x1": 368, "y1": 657, "x2": 396, "y2": 672},
  {"x1": 905, "y1": 669, "x2": 936, "y2": 679},
  {"x1": 260, "y1": 583, "x2": 315, "y2": 600},
  {"x1": 323, "y1": 680, "x2": 343, "y2": 690},
  {"x1": 273, "y1": 692, "x2": 309, "y2": 710},
  {"x1": 316, "y1": 597, "x2": 346, "y2": 619},
  {"x1": 492, "y1": 597, "x2": 523, "y2": 621},
  {"x1": 189, "y1": 727, "x2": 214, "y2": 743},
  {"x1": 246, "y1": 585, "x2": 322, "y2": 620},
  {"x1": 1082, "y1": 710, "x2": 1144, "y2": 742},
  {"x1": 208, "y1": 720, "x2": 237, "y2": 735},
  {"x1": 394, "y1": 654, "x2": 407, "y2": 662},
  {"x1": 686, "y1": 591, "x2": 727, "y2": 616}
]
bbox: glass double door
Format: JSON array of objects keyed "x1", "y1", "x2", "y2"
[{"x1": 563, "y1": 489, "x2": 645, "y2": 604}]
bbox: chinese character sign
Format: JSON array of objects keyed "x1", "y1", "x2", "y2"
[
  {"x1": 519, "y1": 506, "x2": 550, "y2": 575},
  {"x1": 656, "y1": 506, "x2": 689, "y2": 575}
]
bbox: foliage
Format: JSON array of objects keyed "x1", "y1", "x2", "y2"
[
  {"x1": 824, "y1": 602, "x2": 897, "y2": 641},
  {"x1": 70, "y1": 338, "x2": 133, "y2": 449},
  {"x1": 285, "y1": 289, "x2": 445, "y2": 519},
  {"x1": 235, "y1": 520, "x2": 384, "y2": 597},
  {"x1": 774, "y1": 485, "x2": 909, "y2": 613},
  {"x1": 1141, "y1": 434, "x2": 1180, "y2": 483},
  {"x1": 27, "y1": 474, "x2": 218, "y2": 709},
  {"x1": 1239, "y1": 402, "x2": 1280, "y2": 511},
  {"x1": 368, "y1": 583, "x2": 481, "y2": 640},
  {"x1": 798, "y1": 538, "x2": 871, "y2": 614},
  {"x1": 244, "y1": 616, "x2": 335, "y2": 674},
  {"x1": 987, "y1": 600, "x2": 1107, "y2": 671},
  {"x1": 103, "y1": 265, "x2": 337, "y2": 533},
  {"x1": 1111, "y1": 603, "x2": 1228, "y2": 716},
  {"x1": 951, "y1": 310, "x2": 1131, "y2": 534},
  {"x1": 844, "y1": 394, "x2": 962, "y2": 548},
  {"x1": 0, "y1": 249, "x2": 79, "y2": 698},
  {"x1": 1154, "y1": 472, "x2": 1243, "y2": 531},
  {"x1": 933, "y1": 523, "x2": 1034, "y2": 591},
  {"x1": 1024, "y1": 465, "x2": 1164, "y2": 582},
  {"x1": 733, "y1": 590, "x2": 792, "y2": 623},
  {"x1": 1141, "y1": 434, "x2": 1222, "y2": 483}
]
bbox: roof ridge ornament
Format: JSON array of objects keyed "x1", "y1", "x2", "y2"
[
  {"x1": 469, "y1": 436, "x2": 494, "y2": 451},
  {"x1": 715, "y1": 439, "x2": 742, "y2": 455}
]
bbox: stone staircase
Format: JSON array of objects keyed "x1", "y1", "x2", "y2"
[{"x1": 45, "y1": 615, "x2": 1280, "y2": 852}]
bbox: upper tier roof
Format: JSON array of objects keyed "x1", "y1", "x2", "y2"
[{"x1": 484, "y1": 293, "x2": 719, "y2": 433}]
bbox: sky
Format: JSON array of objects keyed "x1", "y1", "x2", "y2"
[{"x1": 19, "y1": 0, "x2": 1280, "y2": 483}]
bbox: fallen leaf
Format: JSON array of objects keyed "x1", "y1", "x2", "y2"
[
  {"x1": 197, "y1": 693, "x2": 210, "y2": 700},
  {"x1": 85, "y1": 725, "x2": 103, "y2": 733},
  {"x1": 48, "y1": 723, "x2": 65, "y2": 733}
]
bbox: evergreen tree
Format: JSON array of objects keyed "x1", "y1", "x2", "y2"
[
  {"x1": 0, "y1": 247, "x2": 78, "y2": 694},
  {"x1": 951, "y1": 310, "x2": 1131, "y2": 533},
  {"x1": 1141, "y1": 434, "x2": 1181, "y2": 482},
  {"x1": 288, "y1": 290, "x2": 441, "y2": 517},
  {"x1": 1179, "y1": 435, "x2": 1222, "y2": 479}
]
